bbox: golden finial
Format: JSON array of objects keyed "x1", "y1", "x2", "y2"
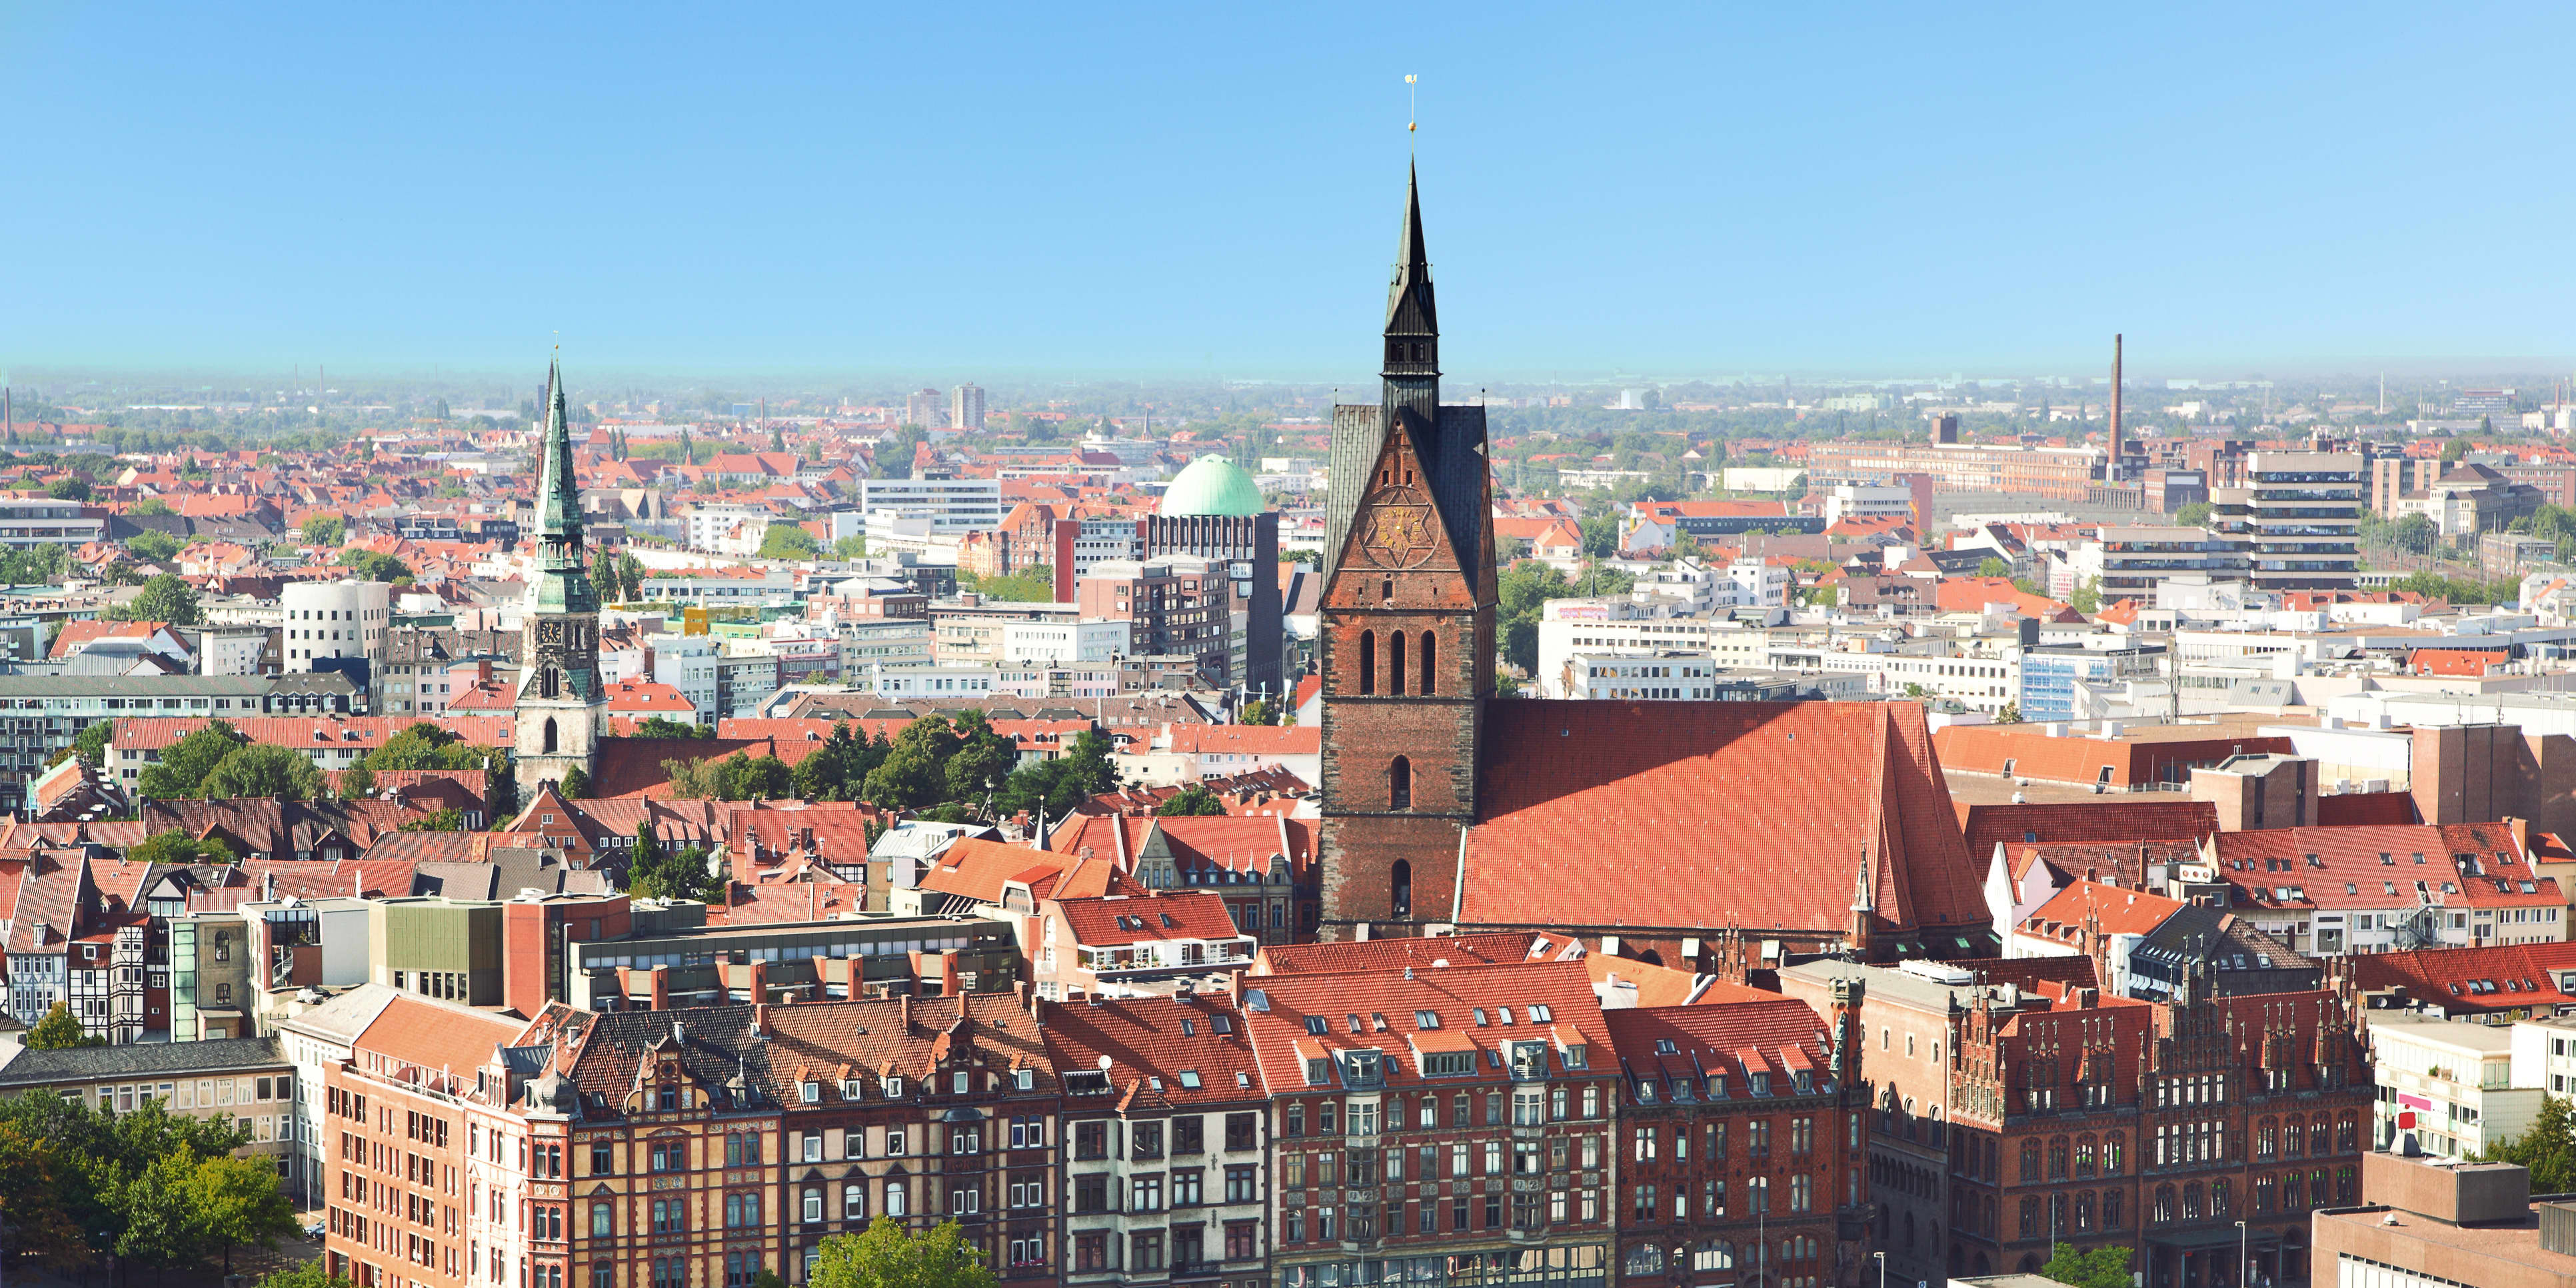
[{"x1": 1406, "y1": 74, "x2": 1418, "y2": 133}]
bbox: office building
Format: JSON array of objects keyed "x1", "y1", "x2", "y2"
[{"x1": 951, "y1": 383, "x2": 986, "y2": 432}]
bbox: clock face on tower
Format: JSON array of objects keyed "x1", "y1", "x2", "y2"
[
  {"x1": 1357, "y1": 484, "x2": 1438, "y2": 570},
  {"x1": 538, "y1": 620, "x2": 565, "y2": 646}
]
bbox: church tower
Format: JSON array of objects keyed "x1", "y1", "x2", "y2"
[
  {"x1": 1317, "y1": 165, "x2": 1498, "y2": 939},
  {"x1": 515, "y1": 356, "x2": 606, "y2": 794}
]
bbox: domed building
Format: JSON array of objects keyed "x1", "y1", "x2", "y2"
[
  {"x1": 1158, "y1": 454, "x2": 1265, "y2": 517},
  {"x1": 1109, "y1": 453, "x2": 1284, "y2": 700}
]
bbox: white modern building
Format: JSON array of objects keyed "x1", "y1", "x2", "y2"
[
  {"x1": 281, "y1": 579, "x2": 390, "y2": 674},
  {"x1": 2370, "y1": 1018, "x2": 2541, "y2": 1159},
  {"x1": 648, "y1": 632, "x2": 720, "y2": 723},
  {"x1": 0, "y1": 496, "x2": 107, "y2": 548},
  {"x1": 857, "y1": 477, "x2": 1003, "y2": 532},
  {"x1": 998, "y1": 618, "x2": 1128, "y2": 666}
]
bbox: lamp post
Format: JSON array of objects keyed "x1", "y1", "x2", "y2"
[
  {"x1": 1874, "y1": 1250, "x2": 1888, "y2": 1288},
  {"x1": 2236, "y1": 1219, "x2": 2249, "y2": 1288}
]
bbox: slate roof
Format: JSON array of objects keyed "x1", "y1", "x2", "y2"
[
  {"x1": 0, "y1": 1035, "x2": 287, "y2": 1088},
  {"x1": 1458, "y1": 700, "x2": 1987, "y2": 941}
]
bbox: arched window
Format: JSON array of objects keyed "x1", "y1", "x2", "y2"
[
  {"x1": 1389, "y1": 756, "x2": 1412, "y2": 810},
  {"x1": 1388, "y1": 630, "x2": 1407, "y2": 696},
  {"x1": 543, "y1": 717, "x2": 559, "y2": 754},
  {"x1": 2019, "y1": 1140, "x2": 2041, "y2": 1183},
  {"x1": 1358, "y1": 632, "x2": 1376, "y2": 695},
  {"x1": 1420, "y1": 630, "x2": 1437, "y2": 694},
  {"x1": 1391, "y1": 859, "x2": 1412, "y2": 918}
]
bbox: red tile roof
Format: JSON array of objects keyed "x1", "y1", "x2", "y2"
[
  {"x1": 1459, "y1": 701, "x2": 1987, "y2": 943},
  {"x1": 1957, "y1": 800, "x2": 2219, "y2": 862},
  {"x1": 1255, "y1": 932, "x2": 1543, "y2": 977},
  {"x1": 1038, "y1": 994, "x2": 1265, "y2": 1108},
  {"x1": 2345, "y1": 942, "x2": 2576, "y2": 1013},
  {"x1": 1239, "y1": 960, "x2": 1611, "y2": 1092},
  {"x1": 2211, "y1": 823, "x2": 2564, "y2": 912},
  {"x1": 1051, "y1": 890, "x2": 1246, "y2": 948}
]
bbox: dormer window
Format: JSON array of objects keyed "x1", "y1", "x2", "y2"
[
  {"x1": 882, "y1": 1076, "x2": 904, "y2": 1098},
  {"x1": 1015, "y1": 1068, "x2": 1034, "y2": 1091},
  {"x1": 951, "y1": 1071, "x2": 969, "y2": 1095},
  {"x1": 1750, "y1": 1071, "x2": 1772, "y2": 1097},
  {"x1": 800, "y1": 1082, "x2": 819, "y2": 1103},
  {"x1": 1305, "y1": 1057, "x2": 1333, "y2": 1087},
  {"x1": 840, "y1": 1080, "x2": 862, "y2": 1100}
]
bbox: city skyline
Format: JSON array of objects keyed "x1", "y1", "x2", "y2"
[{"x1": 8, "y1": 5, "x2": 2576, "y2": 376}]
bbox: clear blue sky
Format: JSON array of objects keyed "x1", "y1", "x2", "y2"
[{"x1": 5, "y1": 2, "x2": 2571, "y2": 381}]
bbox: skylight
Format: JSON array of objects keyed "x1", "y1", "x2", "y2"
[
  {"x1": 1415, "y1": 1010, "x2": 1441, "y2": 1029},
  {"x1": 1305, "y1": 1016, "x2": 1327, "y2": 1035},
  {"x1": 1176, "y1": 1070, "x2": 1201, "y2": 1089}
]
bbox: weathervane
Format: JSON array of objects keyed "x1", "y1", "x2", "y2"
[{"x1": 1406, "y1": 74, "x2": 1418, "y2": 134}]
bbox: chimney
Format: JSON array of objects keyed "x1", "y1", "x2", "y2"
[
  {"x1": 752, "y1": 1001, "x2": 768, "y2": 1035},
  {"x1": 2109, "y1": 333, "x2": 2123, "y2": 480},
  {"x1": 899, "y1": 994, "x2": 912, "y2": 1033},
  {"x1": 2509, "y1": 816, "x2": 2532, "y2": 856},
  {"x1": 649, "y1": 965, "x2": 670, "y2": 1012}
]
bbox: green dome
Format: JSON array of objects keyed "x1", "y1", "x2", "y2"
[{"x1": 1159, "y1": 454, "x2": 1265, "y2": 517}]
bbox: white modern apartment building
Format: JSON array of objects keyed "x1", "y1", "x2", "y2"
[
  {"x1": 0, "y1": 496, "x2": 107, "y2": 548},
  {"x1": 648, "y1": 632, "x2": 719, "y2": 722},
  {"x1": 684, "y1": 502, "x2": 775, "y2": 554},
  {"x1": 2370, "y1": 1018, "x2": 2541, "y2": 1159},
  {"x1": 857, "y1": 477, "x2": 1003, "y2": 532},
  {"x1": 999, "y1": 618, "x2": 1128, "y2": 666},
  {"x1": 1536, "y1": 604, "x2": 2018, "y2": 712},
  {"x1": 1823, "y1": 484, "x2": 1915, "y2": 526},
  {"x1": 837, "y1": 619, "x2": 934, "y2": 675},
  {"x1": 858, "y1": 664, "x2": 1000, "y2": 698},
  {"x1": 281, "y1": 579, "x2": 389, "y2": 673}
]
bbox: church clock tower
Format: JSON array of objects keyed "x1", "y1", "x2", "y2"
[
  {"x1": 515, "y1": 356, "x2": 606, "y2": 794},
  {"x1": 1316, "y1": 165, "x2": 1497, "y2": 939}
]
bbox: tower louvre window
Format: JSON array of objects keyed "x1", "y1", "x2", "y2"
[
  {"x1": 1389, "y1": 631, "x2": 1408, "y2": 696},
  {"x1": 1358, "y1": 632, "x2": 1376, "y2": 696}
]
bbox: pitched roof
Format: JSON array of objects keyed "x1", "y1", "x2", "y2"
[
  {"x1": 2346, "y1": 942, "x2": 2576, "y2": 1011},
  {"x1": 1052, "y1": 890, "x2": 1246, "y2": 948},
  {"x1": 1256, "y1": 932, "x2": 1544, "y2": 977},
  {"x1": 0, "y1": 1035, "x2": 287, "y2": 1087},
  {"x1": 1599, "y1": 1000, "x2": 1830, "y2": 1089},
  {"x1": 1460, "y1": 701, "x2": 1987, "y2": 943},
  {"x1": 1038, "y1": 995, "x2": 1264, "y2": 1108},
  {"x1": 1238, "y1": 960, "x2": 1609, "y2": 1093},
  {"x1": 1957, "y1": 800, "x2": 2219, "y2": 862},
  {"x1": 352, "y1": 994, "x2": 533, "y2": 1082}
]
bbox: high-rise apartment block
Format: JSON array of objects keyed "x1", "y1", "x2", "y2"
[{"x1": 952, "y1": 384, "x2": 986, "y2": 432}]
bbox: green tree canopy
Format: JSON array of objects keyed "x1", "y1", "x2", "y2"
[
  {"x1": 808, "y1": 1217, "x2": 998, "y2": 1288},
  {"x1": 47, "y1": 477, "x2": 91, "y2": 501},
  {"x1": 70, "y1": 719, "x2": 113, "y2": 769},
  {"x1": 2394, "y1": 512, "x2": 2439, "y2": 555},
  {"x1": 2175, "y1": 500, "x2": 2214, "y2": 527},
  {"x1": 339, "y1": 548, "x2": 413, "y2": 584},
  {"x1": 125, "y1": 530, "x2": 181, "y2": 563},
  {"x1": 1156, "y1": 784, "x2": 1228, "y2": 816},
  {"x1": 2480, "y1": 1092, "x2": 2576, "y2": 1191},
  {"x1": 627, "y1": 716, "x2": 710, "y2": 739},
  {"x1": 299, "y1": 514, "x2": 345, "y2": 546},
  {"x1": 2041, "y1": 1242, "x2": 2134, "y2": 1288},
  {"x1": 758, "y1": 523, "x2": 822, "y2": 560},
  {"x1": 129, "y1": 830, "x2": 240, "y2": 866},
  {"x1": 994, "y1": 728, "x2": 1120, "y2": 819},
  {"x1": 111, "y1": 572, "x2": 201, "y2": 623},
  {"x1": 25, "y1": 1001, "x2": 102, "y2": 1049},
  {"x1": 186, "y1": 1152, "x2": 299, "y2": 1272},
  {"x1": 964, "y1": 567, "x2": 1054, "y2": 602},
  {"x1": 128, "y1": 497, "x2": 174, "y2": 516},
  {"x1": 135, "y1": 720, "x2": 248, "y2": 797},
  {"x1": 199, "y1": 742, "x2": 325, "y2": 800},
  {"x1": 1975, "y1": 556, "x2": 2011, "y2": 578}
]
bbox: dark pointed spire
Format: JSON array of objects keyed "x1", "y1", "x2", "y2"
[
  {"x1": 537, "y1": 353, "x2": 581, "y2": 552},
  {"x1": 1385, "y1": 161, "x2": 1438, "y2": 339}
]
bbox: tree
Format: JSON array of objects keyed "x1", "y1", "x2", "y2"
[
  {"x1": 129, "y1": 830, "x2": 239, "y2": 866},
  {"x1": 135, "y1": 720, "x2": 248, "y2": 797},
  {"x1": 1578, "y1": 512, "x2": 1620, "y2": 558},
  {"x1": 339, "y1": 757, "x2": 377, "y2": 800},
  {"x1": 2175, "y1": 500, "x2": 2214, "y2": 527},
  {"x1": 1997, "y1": 702, "x2": 2023, "y2": 724},
  {"x1": 69, "y1": 718, "x2": 113, "y2": 769},
  {"x1": 966, "y1": 567, "x2": 1054, "y2": 602},
  {"x1": 125, "y1": 530, "x2": 181, "y2": 563},
  {"x1": 2480, "y1": 1093, "x2": 2576, "y2": 1191},
  {"x1": 758, "y1": 523, "x2": 822, "y2": 560},
  {"x1": 1498, "y1": 560, "x2": 1578, "y2": 673},
  {"x1": 300, "y1": 514, "x2": 345, "y2": 546},
  {"x1": 199, "y1": 743, "x2": 325, "y2": 800},
  {"x1": 1975, "y1": 556, "x2": 2011, "y2": 579},
  {"x1": 339, "y1": 548, "x2": 413, "y2": 584},
  {"x1": 2394, "y1": 513, "x2": 2439, "y2": 556},
  {"x1": 2069, "y1": 576, "x2": 2101, "y2": 616},
  {"x1": 2443, "y1": 436, "x2": 2472, "y2": 462},
  {"x1": 255, "y1": 1265, "x2": 360, "y2": 1288},
  {"x1": 129, "y1": 497, "x2": 174, "y2": 516},
  {"x1": 0, "y1": 1123, "x2": 87, "y2": 1265},
  {"x1": 187, "y1": 1152, "x2": 299, "y2": 1273},
  {"x1": 629, "y1": 716, "x2": 710, "y2": 739},
  {"x1": 1156, "y1": 784, "x2": 1228, "y2": 816},
  {"x1": 808, "y1": 1217, "x2": 998, "y2": 1288},
  {"x1": 25, "y1": 1001, "x2": 102, "y2": 1049},
  {"x1": 112, "y1": 572, "x2": 202, "y2": 624},
  {"x1": 2041, "y1": 1242, "x2": 2134, "y2": 1288},
  {"x1": 559, "y1": 766, "x2": 591, "y2": 799},
  {"x1": 47, "y1": 477, "x2": 91, "y2": 501},
  {"x1": 1240, "y1": 698, "x2": 1278, "y2": 726},
  {"x1": 115, "y1": 1151, "x2": 201, "y2": 1269},
  {"x1": 994, "y1": 728, "x2": 1119, "y2": 819},
  {"x1": 616, "y1": 550, "x2": 648, "y2": 600},
  {"x1": 943, "y1": 710, "x2": 1018, "y2": 806},
  {"x1": 398, "y1": 808, "x2": 467, "y2": 832},
  {"x1": 0, "y1": 541, "x2": 70, "y2": 584},
  {"x1": 832, "y1": 535, "x2": 869, "y2": 560},
  {"x1": 366, "y1": 722, "x2": 471, "y2": 771}
]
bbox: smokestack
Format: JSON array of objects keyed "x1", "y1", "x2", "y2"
[{"x1": 2109, "y1": 334, "x2": 2123, "y2": 482}]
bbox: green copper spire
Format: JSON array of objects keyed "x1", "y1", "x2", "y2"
[{"x1": 531, "y1": 354, "x2": 600, "y2": 615}]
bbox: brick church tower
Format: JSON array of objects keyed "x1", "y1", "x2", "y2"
[{"x1": 1317, "y1": 165, "x2": 1498, "y2": 939}]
